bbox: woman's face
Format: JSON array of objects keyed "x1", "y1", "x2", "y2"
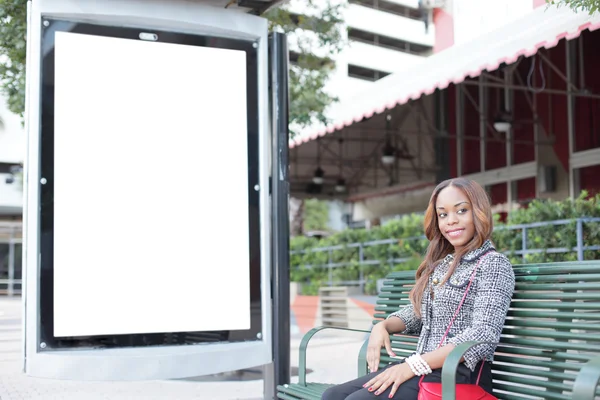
[{"x1": 436, "y1": 185, "x2": 475, "y2": 252}]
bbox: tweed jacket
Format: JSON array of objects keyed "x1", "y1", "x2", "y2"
[{"x1": 387, "y1": 240, "x2": 515, "y2": 371}]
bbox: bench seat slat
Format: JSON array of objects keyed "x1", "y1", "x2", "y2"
[
  {"x1": 495, "y1": 345, "x2": 596, "y2": 362},
  {"x1": 494, "y1": 355, "x2": 584, "y2": 371},
  {"x1": 500, "y1": 327, "x2": 600, "y2": 342},
  {"x1": 493, "y1": 375, "x2": 573, "y2": 395},
  {"x1": 498, "y1": 337, "x2": 599, "y2": 352},
  {"x1": 492, "y1": 363, "x2": 578, "y2": 382},
  {"x1": 503, "y1": 318, "x2": 600, "y2": 331},
  {"x1": 492, "y1": 382, "x2": 571, "y2": 400},
  {"x1": 515, "y1": 283, "x2": 600, "y2": 290}
]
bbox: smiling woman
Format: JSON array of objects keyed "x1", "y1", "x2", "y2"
[{"x1": 321, "y1": 178, "x2": 515, "y2": 400}]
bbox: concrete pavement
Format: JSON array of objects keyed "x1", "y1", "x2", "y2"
[{"x1": 0, "y1": 297, "x2": 370, "y2": 399}]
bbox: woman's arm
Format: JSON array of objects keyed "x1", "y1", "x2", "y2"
[
  {"x1": 380, "y1": 315, "x2": 406, "y2": 334},
  {"x1": 386, "y1": 304, "x2": 422, "y2": 335}
]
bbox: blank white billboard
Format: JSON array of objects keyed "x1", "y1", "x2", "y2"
[{"x1": 52, "y1": 31, "x2": 251, "y2": 337}]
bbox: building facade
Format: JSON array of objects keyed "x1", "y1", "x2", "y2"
[
  {"x1": 286, "y1": 0, "x2": 435, "y2": 128},
  {"x1": 288, "y1": 0, "x2": 600, "y2": 225},
  {"x1": 0, "y1": 94, "x2": 24, "y2": 295}
]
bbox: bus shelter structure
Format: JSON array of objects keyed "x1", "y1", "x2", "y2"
[{"x1": 289, "y1": 6, "x2": 600, "y2": 222}]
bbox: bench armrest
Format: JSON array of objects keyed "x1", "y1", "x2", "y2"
[
  {"x1": 572, "y1": 356, "x2": 600, "y2": 400},
  {"x1": 441, "y1": 340, "x2": 498, "y2": 400},
  {"x1": 299, "y1": 326, "x2": 370, "y2": 386}
]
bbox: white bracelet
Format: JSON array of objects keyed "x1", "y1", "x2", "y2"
[
  {"x1": 405, "y1": 356, "x2": 421, "y2": 376},
  {"x1": 414, "y1": 353, "x2": 433, "y2": 375},
  {"x1": 406, "y1": 354, "x2": 432, "y2": 376}
]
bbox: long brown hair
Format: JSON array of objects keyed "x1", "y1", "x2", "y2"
[{"x1": 409, "y1": 178, "x2": 493, "y2": 317}]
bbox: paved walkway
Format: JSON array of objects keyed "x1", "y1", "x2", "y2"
[{"x1": 0, "y1": 298, "x2": 369, "y2": 399}]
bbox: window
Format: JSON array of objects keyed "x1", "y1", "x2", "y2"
[
  {"x1": 349, "y1": 0, "x2": 423, "y2": 21},
  {"x1": 348, "y1": 64, "x2": 391, "y2": 81},
  {"x1": 348, "y1": 28, "x2": 432, "y2": 56}
]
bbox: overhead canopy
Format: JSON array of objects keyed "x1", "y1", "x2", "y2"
[
  {"x1": 291, "y1": 4, "x2": 600, "y2": 148},
  {"x1": 202, "y1": 0, "x2": 285, "y2": 14}
]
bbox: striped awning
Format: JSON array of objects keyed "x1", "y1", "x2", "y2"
[{"x1": 290, "y1": 5, "x2": 600, "y2": 148}]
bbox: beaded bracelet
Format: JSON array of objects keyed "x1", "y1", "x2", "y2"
[
  {"x1": 414, "y1": 353, "x2": 433, "y2": 374},
  {"x1": 406, "y1": 353, "x2": 433, "y2": 376}
]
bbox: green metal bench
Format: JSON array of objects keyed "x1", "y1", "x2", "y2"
[{"x1": 277, "y1": 260, "x2": 600, "y2": 400}]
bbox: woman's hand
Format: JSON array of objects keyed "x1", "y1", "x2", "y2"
[
  {"x1": 363, "y1": 363, "x2": 414, "y2": 398},
  {"x1": 367, "y1": 322, "x2": 396, "y2": 373}
]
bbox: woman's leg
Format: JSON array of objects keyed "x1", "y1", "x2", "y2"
[
  {"x1": 343, "y1": 374, "x2": 422, "y2": 400},
  {"x1": 321, "y1": 367, "x2": 390, "y2": 400},
  {"x1": 322, "y1": 361, "x2": 490, "y2": 400}
]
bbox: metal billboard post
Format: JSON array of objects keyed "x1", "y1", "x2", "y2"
[{"x1": 269, "y1": 31, "x2": 291, "y2": 397}]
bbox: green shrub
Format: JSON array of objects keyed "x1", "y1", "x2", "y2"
[{"x1": 290, "y1": 192, "x2": 600, "y2": 295}]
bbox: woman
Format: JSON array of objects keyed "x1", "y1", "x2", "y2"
[{"x1": 322, "y1": 178, "x2": 515, "y2": 400}]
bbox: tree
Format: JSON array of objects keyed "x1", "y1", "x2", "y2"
[
  {"x1": 0, "y1": 1, "x2": 346, "y2": 134},
  {"x1": 264, "y1": 1, "x2": 346, "y2": 135},
  {"x1": 546, "y1": 0, "x2": 600, "y2": 14},
  {"x1": 0, "y1": 0, "x2": 27, "y2": 118},
  {"x1": 302, "y1": 198, "x2": 330, "y2": 232}
]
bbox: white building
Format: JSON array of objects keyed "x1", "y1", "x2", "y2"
[
  {"x1": 0, "y1": 93, "x2": 24, "y2": 295},
  {"x1": 0, "y1": 94, "x2": 24, "y2": 219},
  {"x1": 286, "y1": 0, "x2": 435, "y2": 126}
]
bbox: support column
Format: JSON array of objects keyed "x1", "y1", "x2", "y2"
[
  {"x1": 533, "y1": 78, "x2": 540, "y2": 198},
  {"x1": 269, "y1": 31, "x2": 290, "y2": 398},
  {"x1": 566, "y1": 40, "x2": 578, "y2": 198},
  {"x1": 8, "y1": 232, "x2": 15, "y2": 297},
  {"x1": 456, "y1": 84, "x2": 464, "y2": 176},
  {"x1": 435, "y1": 89, "x2": 450, "y2": 182},
  {"x1": 479, "y1": 75, "x2": 487, "y2": 172},
  {"x1": 504, "y1": 69, "x2": 514, "y2": 209}
]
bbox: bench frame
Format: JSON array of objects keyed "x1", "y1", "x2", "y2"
[{"x1": 279, "y1": 261, "x2": 600, "y2": 400}]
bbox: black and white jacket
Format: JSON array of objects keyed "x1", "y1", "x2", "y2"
[{"x1": 388, "y1": 240, "x2": 515, "y2": 371}]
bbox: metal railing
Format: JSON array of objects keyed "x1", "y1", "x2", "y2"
[
  {"x1": 290, "y1": 217, "x2": 600, "y2": 291},
  {"x1": 0, "y1": 221, "x2": 23, "y2": 297}
]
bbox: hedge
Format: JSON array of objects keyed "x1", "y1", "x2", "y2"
[{"x1": 290, "y1": 192, "x2": 600, "y2": 295}]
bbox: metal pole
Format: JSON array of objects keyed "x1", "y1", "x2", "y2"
[
  {"x1": 328, "y1": 250, "x2": 333, "y2": 286},
  {"x1": 269, "y1": 31, "x2": 291, "y2": 397},
  {"x1": 533, "y1": 76, "x2": 540, "y2": 198},
  {"x1": 504, "y1": 69, "x2": 514, "y2": 209},
  {"x1": 576, "y1": 219, "x2": 584, "y2": 261},
  {"x1": 8, "y1": 232, "x2": 15, "y2": 297},
  {"x1": 566, "y1": 40, "x2": 577, "y2": 198},
  {"x1": 435, "y1": 89, "x2": 450, "y2": 182},
  {"x1": 521, "y1": 227, "x2": 527, "y2": 263},
  {"x1": 479, "y1": 75, "x2": 487, "y2": 173},
  {"x1": 456, "y1": 85, "x2": 464, "y2": 176},
  {"x1": 359, "y1": 245, "x2": 364, "y2": 294}
]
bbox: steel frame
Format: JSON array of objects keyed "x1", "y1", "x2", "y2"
[{"x1": 290, "y1": 32, "x2": 600, "y2": 203}]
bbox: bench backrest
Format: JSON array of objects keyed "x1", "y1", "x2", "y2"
[{"x1": 373, "y1": 260, "x2": 600, "y2": 400}]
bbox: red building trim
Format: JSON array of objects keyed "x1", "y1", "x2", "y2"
[{"x1": 433, "y1": 8, "x2": 455, "y2": 53}]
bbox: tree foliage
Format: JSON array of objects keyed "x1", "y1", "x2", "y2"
[
  {"x1": 291, "y1": 192, "x2": 600, "y2": 294},
  {"x1": 546, "y1": 0, "x2": 600, "y2": 14},
  {"x1": 302, "y1": 198, "x2": 330, "y2": 232},
  {"x1": 0, "y1": 0, "x2": 346, "y2": 133},
  {"x1": 0, "y1": 0, "x2": 27, "y2": 118},
  {"x1": 264, "y1": 1, "x2": 346, "y2": 134}
]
